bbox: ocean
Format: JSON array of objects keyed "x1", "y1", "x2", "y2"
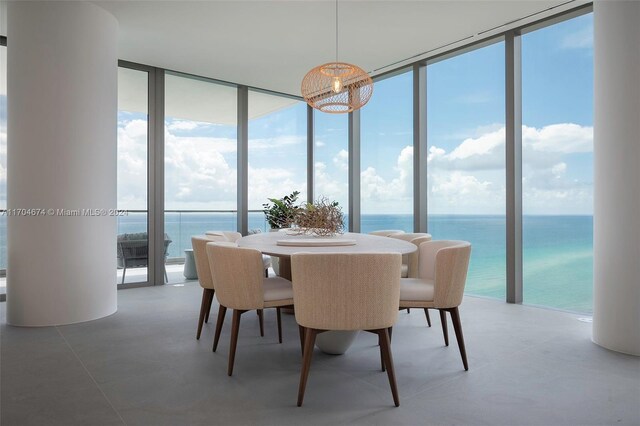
[{"x1": 0, "y1": 214, "x2": 593, "y2": 314}]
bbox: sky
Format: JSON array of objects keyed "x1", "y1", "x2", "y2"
[{"x1": 0, "y1": 13, "x2": 594, "y2": 216}]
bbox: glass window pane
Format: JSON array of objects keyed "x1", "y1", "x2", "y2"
[
  {"x1": 117, "y1": 67, "x2": 149, "y2": 284},
  {"x1": 0, "y1": 45, "x2": 6, "y2": 291},
  {"x1": 522, "y1": 14, "x2": 594, "y2": 313},
  {"x1": 427, "y1": 42, "x2": 506, "y2": 300},
  {"x1": 248, "y1": 91, "x2": 307, "y2": 232},
  {"x1": 164, "y1": 73, "x2": 238, "y2": 283},
  {"x1": 360, "y1": 71, "x2": 413, "y2": 233},
  {"x1": 314, "y1": 112, "x2": 348, "y2": 225}
]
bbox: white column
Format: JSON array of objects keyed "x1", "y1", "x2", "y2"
[
  {"x1": 7, "y1": 2, "x2": 118, "y2": 325},
  {"x1": 593, "y1": 1, "x2": 640, "y2": 356}
]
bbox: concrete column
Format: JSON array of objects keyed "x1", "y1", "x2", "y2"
[
  {"x1": 593, "y1": 1, "x2": 640, "y2": 356},
  {"x1": 7, "y1": 2, "x2": 118, "y2": 325}
]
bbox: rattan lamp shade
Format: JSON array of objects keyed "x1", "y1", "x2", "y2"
[{"x1": 301, "y1": 62, "x2": 373, "y2": 113}]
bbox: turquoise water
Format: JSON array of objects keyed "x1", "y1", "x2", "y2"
[{"x1": 0, "y1": 214, "x2": 593, "y2": 313}]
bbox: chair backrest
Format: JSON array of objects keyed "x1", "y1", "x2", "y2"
[
  {"x1": 388, "y1": 233, "x2": 432, "y2": 277},
  {"x1": 205, "y1": 230, "x2": 242, "y2": 243},
  {"x1": 191, "y1": 236, "x2": 215, "y2": 290},
  {"x1": 417, "y1": 240, "x2": 471, "y2": 308},
  {"x1": 205, "y1": 243, "x2": 264, "y2": 310},
  {"x1": 388, "y1": 232, "x2": 431, "y2": 242},
  {"x1": 291, "y1": 253, "x2": 401, "y2": 331},
  {"x1": 368, "y1": 230, "x2": 405, "y2": 237},
  {"x1": 222, "y1": 231, "x2": 242, "y2": 242}
]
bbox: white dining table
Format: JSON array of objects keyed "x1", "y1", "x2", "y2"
[{"x1": 238, "y1": 230, "x2": 416, "y2": 354}]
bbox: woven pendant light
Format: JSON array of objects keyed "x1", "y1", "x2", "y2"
[{"x1": 301, "y1": 1, "x2": 373, "y2": 114}]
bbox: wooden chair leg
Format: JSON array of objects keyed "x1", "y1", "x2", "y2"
[
  {"x1": 257, "y1": 309, "x2": 264, "y2": 337},
  {"x1": 276, "y1": 308, "x2": 283, "y2": 344},
  {"x1": 265, "y1": 268, "x2": 269, "y2": 278},
  {"x1": 380, "y1": 326, "x2": 393, "y2": 371},
  {"x1": 406, "y1": 308, "x2": 410, "y2": 313},
  {"x1": 439, "y1": 309, "x2": 449, "y2": 346},
  {"x1": 380, "y1": 335, "x2": 386, "y2": 372},
  {"x1": 378, "y1": 328, "x2": 400, "y2": 407},
  {"x1": 228, "y1": 310, "x2": 245, "y2": 376},
  {"x1": 204, "y1": 290, "x2": 215, "y2": 323},
  {"x1": 197, "y1": 289, "x2": 212, "y2": 339},
  {"x1": 298, "y1": 325, "x2": 306, "y2": 356},
  {"x1": 449, "y1": 307, "x2": 469, "y2": 371},
  {"x1": 297, "y1": 328, "x2": 318, "y2": 407},
  {"x1": 424, "y1": 308, "x2": 431, "y2": 327},
  {"x1": 212, "y1": 305, "x2": 227, "y2": 352},
  {"x1": 121, "y1": 266, "x2": 126, "y2": 285}
]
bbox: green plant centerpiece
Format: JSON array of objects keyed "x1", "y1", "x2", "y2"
[
  {"x1": 262, "y1": 191, "x2": 301, "y2": 229},
  {"x1": 294, "y1": 197, "x2": 345, "y2": 237}
]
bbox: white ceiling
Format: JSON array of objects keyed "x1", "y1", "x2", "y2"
[{"x1": 99, "y1": 0, "x2": 571, "y2": 97}]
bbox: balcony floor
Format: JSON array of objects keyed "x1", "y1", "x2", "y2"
[{"x1": 1, "y1": 282, "x2": 638, "y2": 425}]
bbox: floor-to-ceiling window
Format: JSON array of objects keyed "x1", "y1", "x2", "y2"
[
  {"x1": 314, "y1": 112, "x2": 348, "y2": 227},
  {"x1": 522, "y1": 13, "x2": 594, "y2": 313},
  {"x1": 427, "y1": 41, "x2": 506, "y2": 299},
  {"x1": 0, "y1": 43, "x2": 7, "y2": 293},
  {"x1": 117, "y1": 67, "x2": 150, "y2": 285},
  {"x1": 248, "y1": 90, "x2": 307, "y2": 231},
  {"x1": 164, "y1": 73, "x2": 238, "y2": 282},
  {"x1": 360, "y1": 70, "x2": 413, "y2": 233}
]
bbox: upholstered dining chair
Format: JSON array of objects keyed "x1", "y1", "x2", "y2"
[
  {"x1": 368, "y1": 230, "x2": 405, "y2": 237},
  {"x1": 399, "y1": 240, "x2": 472, "y2": 371},
  {"x1": 203, "y1": 231, "x2": 271, "y2": 335},
  {"x1": 388, "y1": 233, "x2": 433, "y2": 278},
  {"x1": 291, "y1": 252, "x2": 402, "y2": 407},
  {"x1": 206, "y1": 243, "x2": 294, "y2": 376},
  {"x1": 389, "y1": 232, "x2": 433, "y2": 319},
  {"x1": 192, "y1": 235, "x2": 228, "y2": 340},
  {"x1": 208, "y1": 230, "x2": 272, "y2": 277},
  {"x1": 193, "y1": 235, "x2": 267, "y2": 339}
]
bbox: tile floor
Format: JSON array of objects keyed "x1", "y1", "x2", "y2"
[{"x1": 1, "y1": 282, "x2": 638, "y2": 426}]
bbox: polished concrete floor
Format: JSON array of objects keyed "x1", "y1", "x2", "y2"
[{"x1": 1, "y1": 282, "x2": 638, "y2": 426}]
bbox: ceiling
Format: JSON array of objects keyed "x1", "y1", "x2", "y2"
[{"x1": 97, "y1": 0, "x2": 573, "y2": 97}]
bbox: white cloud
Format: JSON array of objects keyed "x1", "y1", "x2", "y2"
[
  {"x1": 315, "y1": 140, "x2": 326, "y2": 148},
  {"x1": 116, "y1": 118, "x2": 593, "y2": 215},
  {"x1": 428, "y1": 123, "x2": 593, "y2": 214},
  {"x1": 561, "y1": 25, "x2": 593, "y2": 50},
  {"x1": 360, "y1": 146, "x2": 413, "y2": 213},
  {"x1": 250, "y1": 135, "x2": 305, "y2": 151},
  {"x1": 314, "y1": 161, "x2": 347, "y2": 207},
  {"x1": 166, "y1": 120, "x2": 200, "y2": 131},
  {"x1": 333, "y1": 149, "x2": 348, "y2": 171},
  {"x1": 429, "y1": 123, "x2": 593, "y2": 172}
]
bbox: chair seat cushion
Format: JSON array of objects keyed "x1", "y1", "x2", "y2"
[
  {"x1": 401, "y1": 263, "x2": 408, "y2": 278},
  {"x1": 400, "y1": 278, "x2": 434, "y2": 302},
  {"x1": 262, "y1": 254, "x2": 272, "y2": 269},
  {"x1": 263, "y1": 276, "x2": 293, "y2": 302}
]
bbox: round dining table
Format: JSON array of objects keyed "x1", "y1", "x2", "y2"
[{"x1": 238, "y1": 230, "x2": 416, "y2": 354}]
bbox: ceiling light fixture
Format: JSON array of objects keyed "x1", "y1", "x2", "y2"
[{"x1": 301, "y1": 0, "x2": 373, "y2": 114}]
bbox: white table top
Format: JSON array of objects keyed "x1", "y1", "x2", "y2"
[{"x1": 238, "y1": 231, "x2": 416, "y2": 257}]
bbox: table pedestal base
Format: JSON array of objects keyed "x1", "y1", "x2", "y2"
[{"x1": 315, "y1": 331, "x2": 359, "y2": 355}]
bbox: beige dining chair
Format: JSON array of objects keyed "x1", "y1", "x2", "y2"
[
  {"x1": 211, "y1": 230, "x2": 272, "y2": 278},
  {"x1": 291, "y1": 252, "x2": 402, "y2": 407},
  {"x1": 388, "y1": 232, "x2": 433, "y2": 278},
  {"x1": 206, "y1": 243, "x2": 294, "y2": 376},
  {"x1": 204, "y1": 231, "x2": 271, "y2": 334},
  {"x1": 389, "y1": 232, "x2": 433, "y2": 320},
  {"x1": 192, "y1": 235, "x2": 227, "y2": 340},
  {"x1": 369, "y1": 230, "x2": 405, "y2": 237},
  {"x1": 399, "y1": 240, "x2": 472, "y2": 370}
]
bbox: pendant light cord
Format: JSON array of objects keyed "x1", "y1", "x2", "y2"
[{"x1": 335, "y1": 0, "x2": 339, "y2": 63}]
